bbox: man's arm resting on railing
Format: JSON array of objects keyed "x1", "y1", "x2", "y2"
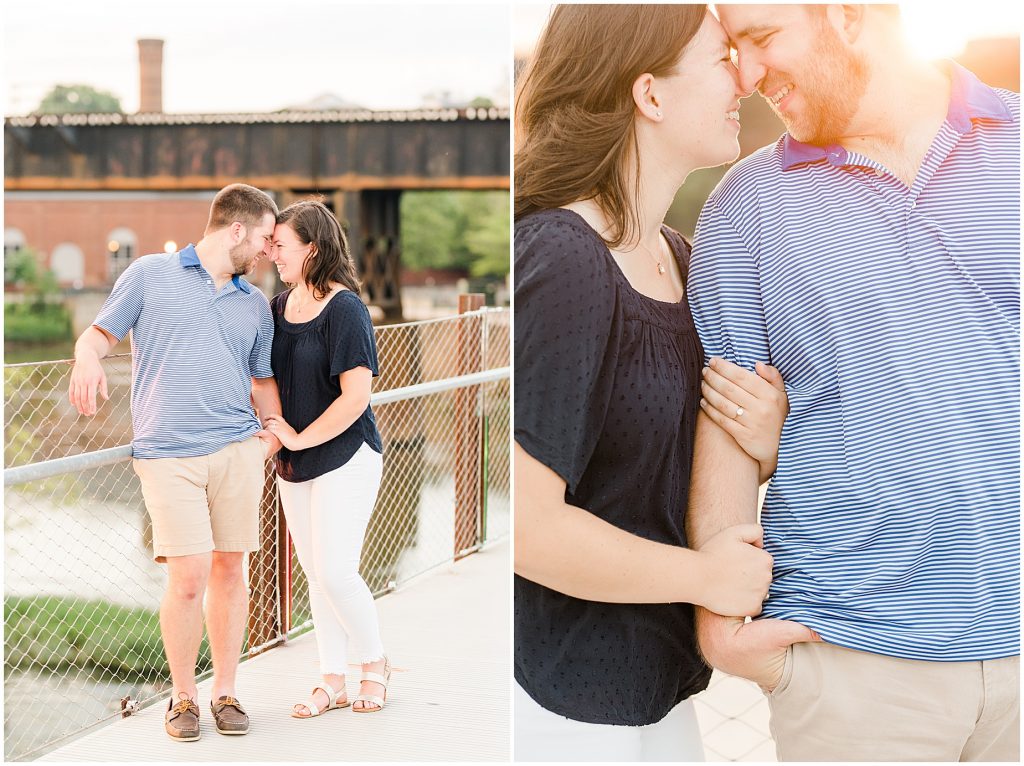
[
  {"x1": 69, "y1": 326, "x2": 119, "y2": 417},
  {"x1": 514, "y1": 441, "x2": 772, "y2": 615},
  {"x1": 687, "y1": 411, "x2": 820, "y2": 688}
]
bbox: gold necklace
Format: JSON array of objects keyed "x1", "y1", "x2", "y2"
[
  {"x1": 291, "y1": 291, "x2": 315, "y2": 314},
  {"x1": 635, "y1": 235, "x2": 668, "y2": 276}
]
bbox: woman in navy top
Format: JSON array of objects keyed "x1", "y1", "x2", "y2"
[
  {"x1": 514, "y1": 5, "x2": 795, "y2": 760},
  {"x1": 263, "y1": 201, "x2": 391, "y2": 717}
]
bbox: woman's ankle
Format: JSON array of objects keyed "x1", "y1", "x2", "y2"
[{"x1": 322, "y1": 672, "x2": 346, "y2": 689}]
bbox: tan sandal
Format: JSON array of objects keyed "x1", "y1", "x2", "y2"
[
  {"x1": 352, "y1": 657, "x2": 391, "y2": 713},
  {"x1": 291, "y1": 681, "x2": 350, "y2": 718}
]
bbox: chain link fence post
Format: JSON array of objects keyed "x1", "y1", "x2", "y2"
[
  {"x1": 247, "y1": 465, "x2": 284, "y2": 653},
  {"x1": 454, "y1": 294, "x2": 485, "y2": 559}
]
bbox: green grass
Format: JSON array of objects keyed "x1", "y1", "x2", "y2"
[
  {"x1": 4, "y1": 304, "x2": 72, "y2": 344},
  {"x1": 4, "y1": 596, "x2": 212, "y2": 680}
]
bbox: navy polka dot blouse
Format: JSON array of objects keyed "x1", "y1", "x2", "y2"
[{"x1": 514, "y1": 208, "x2": 712, "y2": 726}]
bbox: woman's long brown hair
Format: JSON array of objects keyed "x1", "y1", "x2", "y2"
[
  {"x1": 515, "y1": 4, "x2": 705, "y2": 248},
  {"x1": 277, "y1": 200, "x2": 361, "y2": 300}
]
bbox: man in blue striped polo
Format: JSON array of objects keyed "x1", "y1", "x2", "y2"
[
  {"x1": 687, "y1": 5, "x2": 1018, "y2": 761},
  {"x1": 69, "y1": 184, "x2": 284, "y2": 742}
]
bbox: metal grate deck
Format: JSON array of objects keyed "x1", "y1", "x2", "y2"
[{"x1": 39, "y1": 541, "x2": 510, "y2": 762}]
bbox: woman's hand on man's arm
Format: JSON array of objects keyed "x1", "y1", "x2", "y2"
[
  {"x1": 264, "y1": 366, "x2": 372, "y2": 452},
  {"x1": 699, "y1": 357, "x2": 788, "y2": 483},
  {"x1": 514, "y1": 441, "x2": 772, "y2": 616}
]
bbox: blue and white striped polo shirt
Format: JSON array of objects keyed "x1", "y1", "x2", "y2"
[
  {"x1": 94, "y1": 245, "x2": 274, "y2": 459},
  {"x1": 688, "y1": 63, "x2": 1019, "y2": 662}
]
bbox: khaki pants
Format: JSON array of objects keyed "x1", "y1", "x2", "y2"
[{"x1": 767, "y1": 642, "x2": 1019, "y2": 762}]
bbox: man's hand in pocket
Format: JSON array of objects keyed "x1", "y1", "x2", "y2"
[
  {"x1": 256, "y1": 430, "x2": 282, "y2": 460},
  {"x1": 696, "y1": 609, "x2": 821, "y2": 691}
]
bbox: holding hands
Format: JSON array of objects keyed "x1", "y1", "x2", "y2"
[{"x1": 261, "y1": 414, "x2": 302, "y2": 451}]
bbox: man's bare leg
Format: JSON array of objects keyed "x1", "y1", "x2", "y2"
[
  {"x1": 206, "y1": 551, "x2": 248, "y2": 699},
  {"x1": 161, "y1": 552, "x2": 212, "y2": 701}
]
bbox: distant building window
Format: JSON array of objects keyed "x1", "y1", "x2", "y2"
[
  {"x1": 106, "y1": 227, "x2": 137, "y2": 283},
  {"x1": 51, "y1": 243, "x2": 86, "y2": 289}
]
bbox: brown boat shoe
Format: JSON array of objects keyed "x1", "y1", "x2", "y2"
[
  {"x1": 165, "y1": 693, "x2": 201, "y2": 741},
  {"x1": 210, "y1": 695, "x2": 250, "y2": 735}
]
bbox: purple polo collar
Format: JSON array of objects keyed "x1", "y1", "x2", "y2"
[{"x1": 781, "y1": 62, "x2": 1013, "y2": 171}]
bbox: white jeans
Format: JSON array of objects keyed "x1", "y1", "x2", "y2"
[
  {"x1": 514, "y1": 682, "x2": 705, "y2": 762},
  {"x1": 277, "y1": 443, "x2": 385, "y2": 674}
]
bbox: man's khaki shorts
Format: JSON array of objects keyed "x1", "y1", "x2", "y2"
[
  {"x1": 133, "y1": 437, "x2": 267, "y2": 563},
  {"x1": 767, "y1": 640, "x2": 1019, "y2": 761}
]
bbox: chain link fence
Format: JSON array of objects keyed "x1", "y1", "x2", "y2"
[{"x1": 3, "y1": 305, "x2": 509, "y2": 762}]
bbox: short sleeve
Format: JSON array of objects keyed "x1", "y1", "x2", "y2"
[
  {"x1": 249, "y1": 291, "x2": 275, "y2": 379},
  {"x1": 687, "y1": 198, "x2": 771, "y2": 371},
  {"x1": 93, "y1": 258, "x2": 145, "y2": 340},
  {"x1": 327, "y1": 293, "x2": 379, "y2": 378},
  {"x1": 513, "y1": 215, "x2": 621, "y2": 494}
]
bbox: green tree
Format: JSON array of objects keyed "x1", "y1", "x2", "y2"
[
  {"x1": 36, "y1": 84, "x2": 122, "y2": 114},
  {"x1": 4, "y1": 248, "x2": 71, "y2": 342},
  {"x1": 3, "y1": 248, "x2": 40, "y2": 286},
  {"x1": 4, "y1": 248, "x2": 59, "y2": 303},
  {"x1": 463, "y1": 193, "x2": 510, "y2": 278},
  {"x1": 401, "y1": 192, "x2": 464, "y2": 270},
  {"x1": 400, "y1": 191, "x2": 509, "y2": 278}
]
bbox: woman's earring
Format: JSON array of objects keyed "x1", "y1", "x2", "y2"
[{"x1": 656, "y1": 110, "x2": 663, "y2": 118}]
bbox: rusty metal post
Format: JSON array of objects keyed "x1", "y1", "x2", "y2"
[
  {"x1": 247, "y1": 464, "x2": 286, "y2": 652},
  {"x1": 278, "y1": 505, "x2": 292, "y2": 636},
  {"x1": 454, "y1": 294, "x2": 485, "y2": 558}
]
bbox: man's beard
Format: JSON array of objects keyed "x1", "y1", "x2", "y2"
[
  {"x1": 229, "y1": 241, "x2": 257, "y2": 276},
  {"x1": 771, "y1": 24, "x2": 870, "y2": 145}
]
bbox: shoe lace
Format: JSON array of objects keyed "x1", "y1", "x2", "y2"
[
  {"x1": 218, "y1": 696, "x2": 240, "y2": 707},
  {"x1": 172, "y1": 694, "x2": 197, "y2": 715}
]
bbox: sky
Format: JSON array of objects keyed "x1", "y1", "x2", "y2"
[
  {"x1": 513, "y1": 2, "x2": 1022, "y2": 59},
  {"x1": 3, "y1": 1, "x2": 511, "y2": 115}
]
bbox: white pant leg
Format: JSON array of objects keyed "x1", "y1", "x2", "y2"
[
  {"x1": 639, "y1": 697, "x2": 705, "y2": 761},
  {"x1": 514, "y1": 682, "x2": 642, "y2": 761},
  {"x1": 514, "y1": 682, "x2": 704, "y2": 762},
  {"x1": 278, "y1": 472, "x2": 350, "y2": 674},
  {"x1": 306, "y1": 443, "x2": 386, "y2": 664}
]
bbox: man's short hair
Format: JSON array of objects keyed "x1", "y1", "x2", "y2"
[{"x1": 206, "y1": 184, "x2": 279, "y2": 234}]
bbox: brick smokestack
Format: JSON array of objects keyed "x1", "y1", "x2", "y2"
[{"x1": 137, "y1": 38, "x2": 164, "y2": 113}]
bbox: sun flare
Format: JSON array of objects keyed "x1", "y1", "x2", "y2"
[{"x1": 900, "y1": 0, "x2": 1020, "y2": 61}]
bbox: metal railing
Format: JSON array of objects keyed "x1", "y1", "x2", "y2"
[{"x1": 3, "y1": 303, "x2": 510, "y2": 762}]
